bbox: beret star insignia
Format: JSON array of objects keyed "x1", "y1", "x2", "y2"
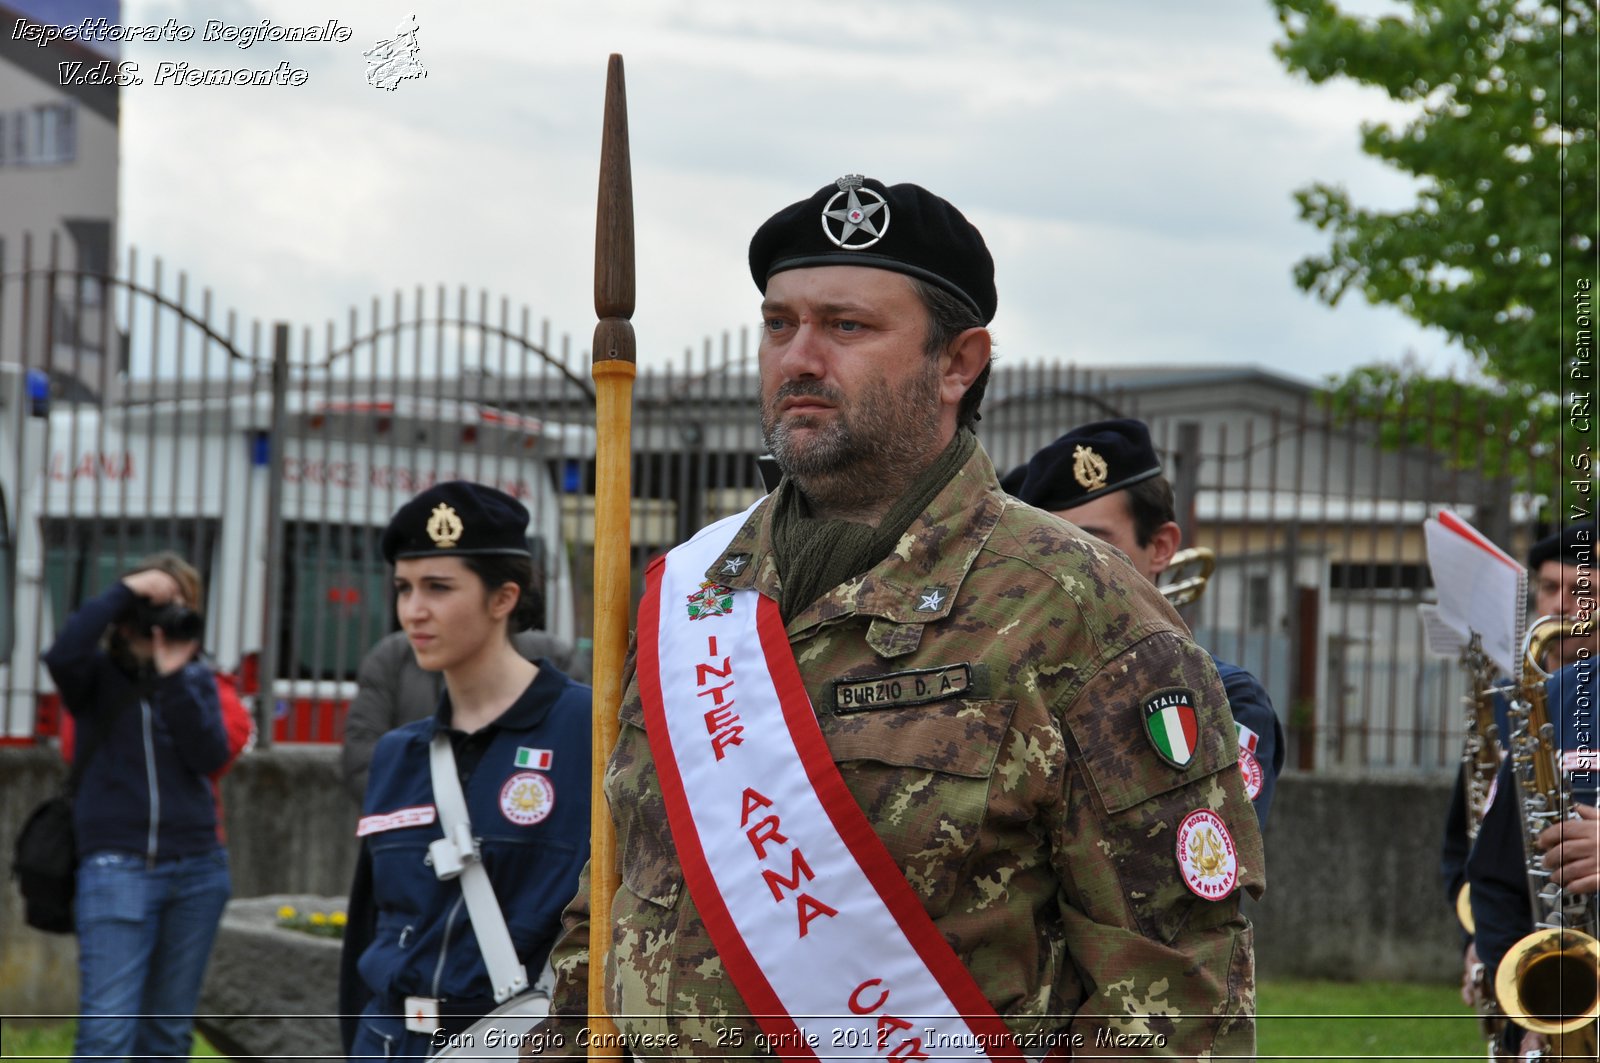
[{"x1": 821, "y1": 175, "x2": 890, "y2": 250}]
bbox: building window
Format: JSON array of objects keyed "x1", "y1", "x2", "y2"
[
  {"x1": 0, "y1": 487, "x2": 12, "y2": 663},
  {"x1": 51, "y1": 104, "x2": 75, "y2": 163},
  {"x1": 1, "y1": 103, "x2": 76, "y2": 167},
  {"x1": 1329, "y1": 562, "x2": 1432, "y2": 593},
  {"x1": 1247, "y1": 574, "x2": 1272, "y2": 630},
  {"x1": 42, "y1": 519, "x2": 218, "y2": 635}
]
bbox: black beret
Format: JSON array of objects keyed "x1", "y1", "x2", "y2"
[
  {"x1": 381, "y1": 481, "x2": 531, "y2": 564},
  {"x1": 1528, "y1": 519, "x2": 1595, "y2": 569},
  {"x1": 748, "y1": 175, "x2": 996, "y2": 324},
  {"x1": 1003, "y1": 419, "x2": 1163, "y2": 511}
]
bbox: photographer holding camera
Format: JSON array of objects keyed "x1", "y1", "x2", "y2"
[{"x1": 42, "y1": 552, "x2": 235, "y2": 1063}]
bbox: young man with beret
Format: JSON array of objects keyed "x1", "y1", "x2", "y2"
[
  {"x1": 1436, "y1": 521, "x2": 1596, "y2": 1050},
  {"x1": 1001, "y1": 419, "x2": 1286, "y2": 830},
  {"x1": 534, "y1": 176, "x2": 1263, "y2": 1059},
  {"x1": 1528, "y1": 519, "x2": 1599, "y2": 671},
  {"x1": 1462, "y1": 519, "x2": 1598, "y2": 1058}
]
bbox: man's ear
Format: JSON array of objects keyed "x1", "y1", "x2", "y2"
[
  {"x1": 1145, "y1": 521, "x2": 1183, "y2": 576},
  {"x1": 939, "y1": 327, "x2": 991, "y2": 411}
]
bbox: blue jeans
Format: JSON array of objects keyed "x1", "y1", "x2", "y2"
[{"x1": 72, "y1": 849, "x2": 232, "y2": 1063}]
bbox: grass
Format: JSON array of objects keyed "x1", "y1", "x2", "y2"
[
  {"x1": 0, "y1": 1021, "x2": 223, "y2": 1059},
  {"x1": 1259, "y1": 979, "x2": 1493, "y2": 1060},
  {"x1": 0, "y1": 981, "x2": 1493, "y2": 1060}
]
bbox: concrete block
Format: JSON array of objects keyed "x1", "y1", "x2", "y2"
[{"x1": 196, "y1": 894, "x2": 344, "y2": 1063}]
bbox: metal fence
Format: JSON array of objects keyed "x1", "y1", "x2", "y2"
[{"x1": 0, "y1": 239, "x2": 1556, "y2": 773}]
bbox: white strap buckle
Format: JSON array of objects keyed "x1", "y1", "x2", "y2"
[{"x1": 428, "y1": 821, "x2": 478, "y2": 881}]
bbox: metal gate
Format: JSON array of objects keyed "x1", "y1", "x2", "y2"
[
  {"x1": 0, "y1": 238, "x2": 595, "y2": 745},
  {"x1": 0, "y1": 238, "x2": 1559, "y2": 773}
]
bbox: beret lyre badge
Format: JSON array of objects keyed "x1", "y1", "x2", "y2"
[
  {"x1": 426, "y1": 503, "x2": 464, "y2": 548},
  {"x1": 381, "y1": 481, "x2": 529, "y2": 562},
  {"x1": 1071, "y1": 445, "x2": 1109, "y2": 492},
  {"x1": 821, "y1": 174, "x2": 890, "y2": 250}
]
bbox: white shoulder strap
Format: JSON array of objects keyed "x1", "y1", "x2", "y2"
[{"x1": 427, "y1": 732, "x2": 530, "y2": 1004}]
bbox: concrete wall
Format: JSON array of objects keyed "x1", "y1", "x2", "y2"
[
  {"x1": 1, "y1": 747, "x2": 1462, "y2": 1017},
  {"x1": 1, "y1": 745, "x2": 360, "y2": 1016},
  {"x1": 1250, "y1": 772, "x2": 1462, "y2": 981}
]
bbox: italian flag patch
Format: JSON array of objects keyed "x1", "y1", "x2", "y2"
[
  {"x1": 1142, "y1": 688, "x2": 1199, "y2": 769},
  {"x1": 515, "y1": 747, "x2": 553, "y2": 770}
]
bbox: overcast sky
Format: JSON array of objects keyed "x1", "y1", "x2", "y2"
[{"x1": 107, "y1": 0, "x2": 1476, "y2": 383}]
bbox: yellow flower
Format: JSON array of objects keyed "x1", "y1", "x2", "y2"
[
  {"x1": 277, "y1": 905, "x2": 297, "y2": 920},
  {"x1": 331, "y1": 911, "x2": 348, "y2": 927},
  {"x1": 310, "y1": 912, "x2": 328, "y2": 926}
]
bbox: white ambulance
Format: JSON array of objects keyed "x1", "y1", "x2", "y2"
[{"x1": 0, "y1": 362, "x2": 590, "y2": 743}]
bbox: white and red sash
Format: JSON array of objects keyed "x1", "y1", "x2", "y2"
[{"x1": 637, "y1": 505, "x2": 1024, "y2": 1062}]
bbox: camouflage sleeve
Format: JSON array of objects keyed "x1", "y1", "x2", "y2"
[
  {"x1": 521, "y1": 860, "x2": 592, "y2": 1058},
  {"x1": 1052, "y1": 628, "x2": 1264, "y2": 1058},
  {"x1": 547, "y1": 858, "x2": 592, "y2": 1018},
  {"x1": 526, "y1": 642, "x2": 641, "y2": 1058}
]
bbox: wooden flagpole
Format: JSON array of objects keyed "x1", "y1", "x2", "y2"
[{"x1": 588, "y1": 53, "x2": 634, "y2": 1055}]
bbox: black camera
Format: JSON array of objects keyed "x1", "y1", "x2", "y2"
[{"x1": 131, "y1": 599, "x2": 204, "y2": 642}]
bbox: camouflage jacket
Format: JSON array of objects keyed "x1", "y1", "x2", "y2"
[{"x1": 539, "y1": 449, "x2": 1264, "y2": 1059}]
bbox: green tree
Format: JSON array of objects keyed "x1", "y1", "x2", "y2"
[{"x1": 1271, "y1": 0, "x2": 1597, "y2": 513}]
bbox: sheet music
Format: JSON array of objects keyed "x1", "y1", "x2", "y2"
[
  {"x1": 1423, "y1": 510, "x2": 1527, "y2": 678},
  {"x1": 1417, "y1": 604, "x2": 1469, "y2": 659}
]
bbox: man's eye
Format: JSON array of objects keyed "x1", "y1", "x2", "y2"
[
  {"x1": 762, "y1": 317, "x2": 788, "y2": 333},
  {"x1": 836, "y1": 320, "x2": 862, "y2": 333}
]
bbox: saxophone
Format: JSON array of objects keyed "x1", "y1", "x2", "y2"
[
  {"x1": 1493, "y1": 616, "x2": 1599, "y2": 1058},
  {"x1": 1455, "y1": 635, "x2": 1510, "y2": 1050},
  {"x1": 1457, "y1": 633, "x2": 1504, "y2": 935}
]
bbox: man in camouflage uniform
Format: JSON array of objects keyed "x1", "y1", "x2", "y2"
[{"x1": 534, "y1": 176, "x2": 1263, "y2": 1059}]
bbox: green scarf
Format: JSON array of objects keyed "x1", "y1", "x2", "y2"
[{"x1": 771, "y1": 430, "x2": 976, "y2": 624}]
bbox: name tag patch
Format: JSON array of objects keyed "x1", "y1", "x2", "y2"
[
  {"x1": 356, "y1": 805, "x2": 437, "y2": 837},
  {"x1": 832, "y1": 663, "x2": 973, "y2": 714}
]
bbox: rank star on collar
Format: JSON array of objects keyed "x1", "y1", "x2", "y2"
[
  {"x1": 916, "y1": 588, "x2": 947, "y2": 612},
  {"x1": 721, "y1": 555, "x2": 748, "y2": 575}
]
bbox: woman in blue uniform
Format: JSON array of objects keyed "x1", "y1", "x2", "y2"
[{"x1": 339, "y1": 482, "x2": 591, "y2": 1060}]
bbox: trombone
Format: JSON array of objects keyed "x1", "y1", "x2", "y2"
[{"x1": 1160, "y1": 547, "x2": 1215, "y2": 607}]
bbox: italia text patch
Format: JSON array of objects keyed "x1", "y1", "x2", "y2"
[
  {"x1": 833, "y1": 663, "x2": 973, "y2": 714},
  {"x1": 1143, "y1": 687, "x2": 1199, "y2": 769}
]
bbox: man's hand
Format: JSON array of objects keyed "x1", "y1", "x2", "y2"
[
  {"x1": 1537, "y1": 802, "x2": 1600, "y2": 895},
  {"x1": 1461, "y1": 941, "x2": 1482, "y2": 1007},
  {"x1": 150, "y1": 627, "x2": 200, "y2": 676}
]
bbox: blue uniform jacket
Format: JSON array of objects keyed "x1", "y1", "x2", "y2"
[
  {"x1": 339, "y1": 661, "x2": 591, "y2": 1050},
  {"x1": 1466, "y1": 658, "x2": 1598, "y2": 985},
  {"x1": 1213, "y1": 655, "x2": 1284, "y2": 829},
  {"x1": 42, "y1": 582, "x2": 231, "y2": 861}
]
